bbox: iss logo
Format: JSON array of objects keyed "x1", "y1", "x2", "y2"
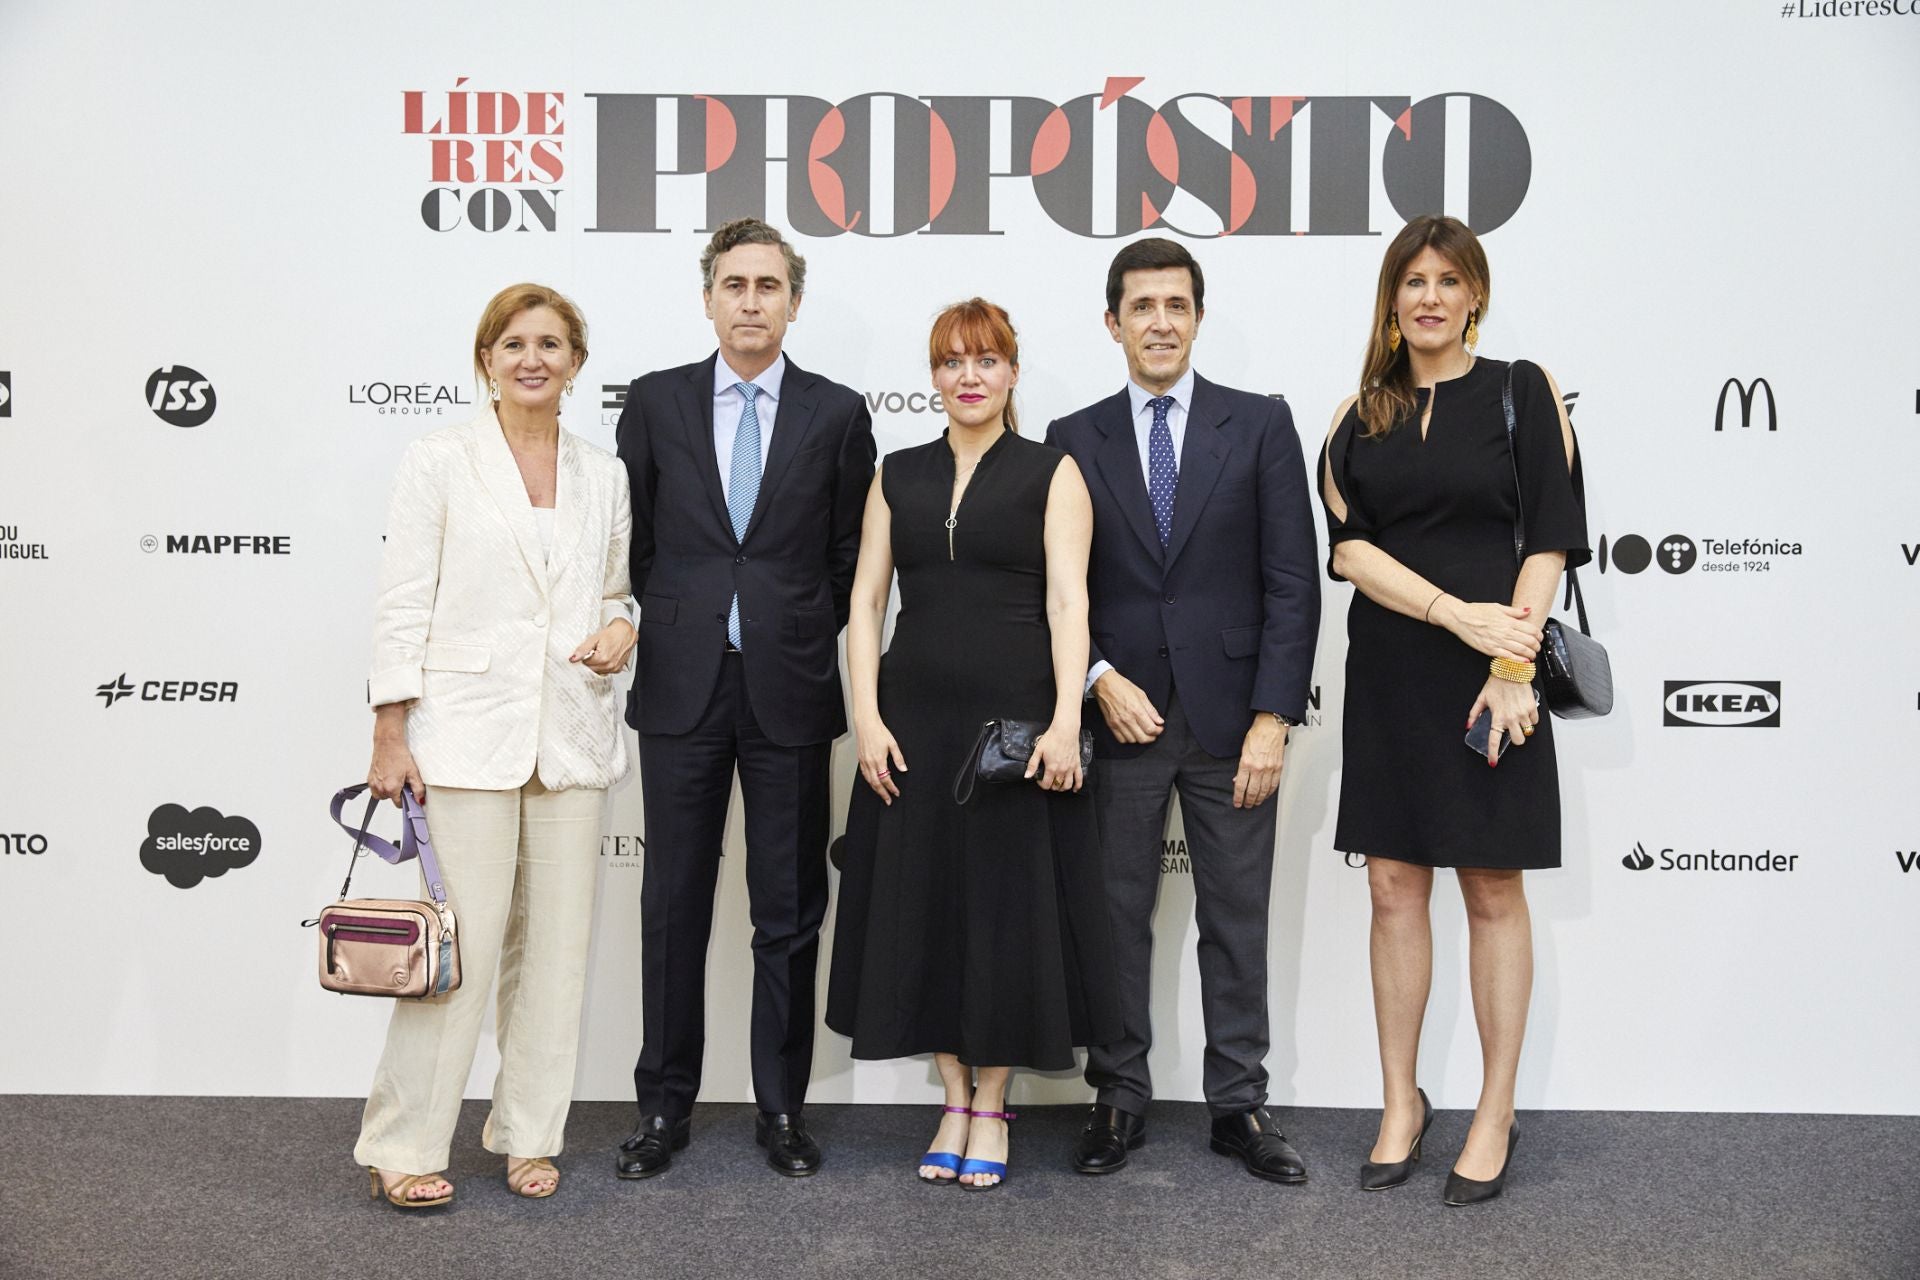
[
  {"x1": 1662, "y1": 681, "x2": 1781, "y2": 728},
  {"x1": 146, "y1": 366, "x2": 217, "y2": 427},
  {"x1": 140, "y1": 804, "x2": 261, "y2": 889}
]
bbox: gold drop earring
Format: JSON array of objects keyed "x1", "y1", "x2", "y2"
[
  {"x1": 1464, "y1": 310, "x2": 1480, "y2": 352},
  {"x1": 489, "y1": 378, "x2": 501, "y2": 402},
  {"x1": 564, "y1": 379, "x2": 575, "y2": 397},
  {"x1": 1386, "y1": 314, "x2": 1402, "y2": 352}
]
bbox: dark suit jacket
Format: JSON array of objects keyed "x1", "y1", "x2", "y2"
[
  {"x1": 616, "y1": 353, "x2": 876, "y2": 747},
  {"x1": 1045, "y1": 375, "x2": 1320, "y2": 759}
]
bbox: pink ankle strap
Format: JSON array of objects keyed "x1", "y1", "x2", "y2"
[
  {"x1": 971, "y1": 1109, "x2": 1018, "y2": 1121},
  {"x1": 942, "y1": 1105, "x2": 971, "y2": 1115}
]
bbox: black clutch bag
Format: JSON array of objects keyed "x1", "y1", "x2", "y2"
[
  {"x1": 951, "y1": 719, "x2": 1095, "y2": 804},
  {"x1": 1500, "y1": 364, "x2": 1613, "y2": 720}
]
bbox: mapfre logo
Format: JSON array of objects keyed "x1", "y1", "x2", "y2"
[
  {"x1": 146, "y1": 366, "x2": 217, "y2": 427},
  {"x1": 1714, "y1": 377, "x2": 1777, "y2": 432},
  {"x1": 406, "y1": 80, "x2": 564, "y2": 232},
  {"x1": 96, "y1": 674, "x2": 239, "y2": 707},
  {"x1": 588, "y1": 81, "x2": 1531, "y2": 238},
  {"x1": 1662, "y1": 680, "x2": 1781, "y2": 728},
  {"x1": 140, "y1": 804, "x2": 260, "y2": 889}
]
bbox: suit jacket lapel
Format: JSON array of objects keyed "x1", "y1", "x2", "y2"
[
  {"x1": 547, "y1": 430, "x2": 587, "y2": 589},
  {"x1": 1165, "y1": 375, "x2": 1230, "y2": 569},
  {"x1": 742, "y1": 357, "x2": 821, "y2": 545},
  {"x1": 1089, "y1": 389, "x2": 1164, "y2": 566},
  {"x1": 469, "y1": 410, "x2": 549, "y2": 591},
  {"x1": 680, "y1": 356, "x2": 733, "y2": 539}
]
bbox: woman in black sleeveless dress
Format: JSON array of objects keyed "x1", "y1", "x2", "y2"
[
  {"x1": 827, "y1": 299, "x2": 1119, "y2": 1190},
  {"x1": 1317, "y1": 217, "x2": 1588, "y2": 1205}
]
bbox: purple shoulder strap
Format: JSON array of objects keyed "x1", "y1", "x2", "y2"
[{"x1": 329, "y1": 784, "x2": 448, "y2": 905}]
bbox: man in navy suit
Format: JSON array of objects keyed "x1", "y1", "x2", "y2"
[
  {"x1": 613, "y1": 218, "x2": 876, "y2": 1179},
  {"x1": 1044, "y1": 238, "x2": 1320, "y2": 1184}
]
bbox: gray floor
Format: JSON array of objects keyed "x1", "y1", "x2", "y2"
[{"x1": 0, "y1": 1097, "x2": 1914, "y2": 1280}]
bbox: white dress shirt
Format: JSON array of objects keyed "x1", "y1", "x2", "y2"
[
  {"x1": 712, "y1": 353, "x2": 786, "y2": 504},
  {"x1": 1087, "y1": 368, "x2": 1198, "y2": 694}
]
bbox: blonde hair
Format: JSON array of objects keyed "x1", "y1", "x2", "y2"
[{"x1": 472, "y1": 283, "x2": 588, "y2": 394}]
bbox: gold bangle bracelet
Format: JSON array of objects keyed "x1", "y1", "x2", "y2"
[{"x1": 1489, "y1": 657, "x2": 1537, "y2": 683}]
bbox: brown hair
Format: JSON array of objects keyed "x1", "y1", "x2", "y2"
[
  {"x1": 928, "y1": 298, "x2": 1021, "y2": 433},
  {"x1": 472, "y1": 283, "x2": 588, "y2": 394},
  {"x1": 1355, "y1": 215, "x2": 1490, "y2": 437},
  {"x1": 1105, "y1": 237, "x2": 1205, "y2": 317},
  {"x1": 699, "y1": 217, "x2": 807, "y2": 300}
]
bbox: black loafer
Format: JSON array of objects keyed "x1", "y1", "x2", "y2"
[
  {"x1": 755, "y1": 1111, "x2": 822, "y2": 1177},
  {"x1": 1073, "y1": 1103, "x2": 1146, "y2": 1174},
  {"x1": 1208, "y1": 1108, "x2": 1308, "y2": 1185},
  {"x1": 616, "y1": 1115, "x2": 690, "y2": 1179}
]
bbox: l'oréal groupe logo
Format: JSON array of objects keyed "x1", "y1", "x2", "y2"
[
  {"x1": 349, "y1": 381, "x2": 474, "y2": 416},
  {"x1": 1662, "y1": 681, "x2": 1780, "y2": 728}
]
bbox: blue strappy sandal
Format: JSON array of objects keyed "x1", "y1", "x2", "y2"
[
  {"x1": 959, "y1": 1108, "x2": 1018, "y2": 1192},
  {"x1": 918, "y1": 1105, "x2": 972, "y2": 1184}
]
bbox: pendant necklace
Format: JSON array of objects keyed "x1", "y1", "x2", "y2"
[{"x1": 946, "y1": 458, "x2": 982, "y2": 561}]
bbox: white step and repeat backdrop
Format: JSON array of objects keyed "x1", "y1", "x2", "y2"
[{"x1": 2, "y1": 1, "x2": 1915, "y2": 1115}]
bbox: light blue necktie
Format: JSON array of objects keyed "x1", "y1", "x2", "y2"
[
  {"x1": 726, "y1": 381, "x2": 763, "y2": 649},
  {"x1": 1147, "y1": 395, "x2": 1177, "y2": 548}
]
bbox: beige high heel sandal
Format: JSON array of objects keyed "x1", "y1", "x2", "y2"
[
  {"x1": 507, "y1": 1156, "x2": 560, "y2": 1199},
  {"x1": 367, "y1": 1167, "x2": 454, "y2": 1209}
]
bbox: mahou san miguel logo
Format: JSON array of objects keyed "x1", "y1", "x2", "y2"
[{"x1": 405, "y1": 77, "x2": 1531, "y2": 237}]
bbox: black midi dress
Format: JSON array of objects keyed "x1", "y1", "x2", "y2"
[
  {"x1": 1318, "y1": 359, "x2": 1590, "y2": 870},
  {"x1": 826, "y1": 429, "x2": 1120, "y2": 1069}
]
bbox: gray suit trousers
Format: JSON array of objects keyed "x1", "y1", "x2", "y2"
[{"x1": 1086, "y1": 689, "x2": 1278, "y2": 1118}]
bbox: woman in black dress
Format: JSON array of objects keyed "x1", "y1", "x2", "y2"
[
  {"x1": 1318, "y1": 216, "x2": 1587, "y2": 1205},
  {"x1": 827, "y1": 299, "x2": 1119, "y2": 1190}
]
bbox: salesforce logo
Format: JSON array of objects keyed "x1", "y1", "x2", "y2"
[{"x1": 140, "y1": 804, "x2": 261, "y2": 889}]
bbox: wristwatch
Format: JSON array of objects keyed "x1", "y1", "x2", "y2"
[{"x1": 1268, "y1": 711, "x2": 1301, "y2": 729}]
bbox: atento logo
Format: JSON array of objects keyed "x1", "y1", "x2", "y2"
[
  {"x1": 1662, "y1": 681, "x2": 1781, "y2": 728},
  {"x1": 1714, "y1": 377, "x2": 1777, "y2": 431},
  {"x1": 1621, "y1": 841, "x2": 1798, "y2": 874},
  {"x1": 146, "y1": 366, "x2": 217, "y2": 427},
  {"x1": 1, "y1": 832, "x2": 47, "y2": 856},
  {"x1": 141, "y1": 804, "x2": 261, "y2": 889}
]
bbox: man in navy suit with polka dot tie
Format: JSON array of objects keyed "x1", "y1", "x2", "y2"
[{"x1": 1044, "y1": 238, "x2": 1321, "y2": 1185}]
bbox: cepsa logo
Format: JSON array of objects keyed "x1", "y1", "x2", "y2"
[
  {"x1": 588, "y1": 79, "x2": 1531, "y2": 239},
  {"x1": 406, "y1": 79, "x2": 564, "y2": 232}
]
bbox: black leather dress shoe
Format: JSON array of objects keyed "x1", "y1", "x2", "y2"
[
  {"x1": 1073, "y1": 1103, "x2": 1146, "y2": 1174},
  {"x1": 1360, "y1": 1088, "x2": 1434, "y2": 1192},
  {"x1": 755, "y1": 1112, "x2": 822, "y2": 1177},
  {"x1": 615, "y1": 1115, "x2": 690, "y2": 1179},
  {"x1": 1208, "y1": 1108, "x2": 1308, "y2": 1185},
  {"x1": 1442, "y1": 1120, "x2": 1518, "y2": 1206}
]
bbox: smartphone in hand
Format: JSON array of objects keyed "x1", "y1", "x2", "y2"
[{"x1": 1465, "y1": 709, "x2": 1506, "y2": 764}]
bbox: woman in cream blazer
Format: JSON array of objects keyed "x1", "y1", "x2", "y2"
[{"x1": 356, "y1": 283, "x2": 634, "y2": 1209}]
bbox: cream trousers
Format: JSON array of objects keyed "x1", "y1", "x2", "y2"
[{"x1": 354, "y1": 775, "x2": 605, "y2": 1175}]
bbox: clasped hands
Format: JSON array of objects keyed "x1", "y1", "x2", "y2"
[
  {"x1": 856, "y1": 716, "x2": 1085, "y2": 806},
  {"x1": 1092, "y1": 670, "x2": 1284, "y2": 809},
  {"x1": 1434, "y1": 597, "x2": 1544, "y2": 763}
]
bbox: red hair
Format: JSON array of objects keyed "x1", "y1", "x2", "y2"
[{"x1": 927, "y1": 298, "x2": 1020, "y2": 431}]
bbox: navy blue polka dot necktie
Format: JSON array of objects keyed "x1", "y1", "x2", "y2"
[{"x1": 1147, "y1": 395, "x2": 1177, "y2": 548}]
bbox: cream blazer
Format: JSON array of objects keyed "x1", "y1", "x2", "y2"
[{"x1": 369, "y1": 411, "x2": 634, "y2": 791}]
